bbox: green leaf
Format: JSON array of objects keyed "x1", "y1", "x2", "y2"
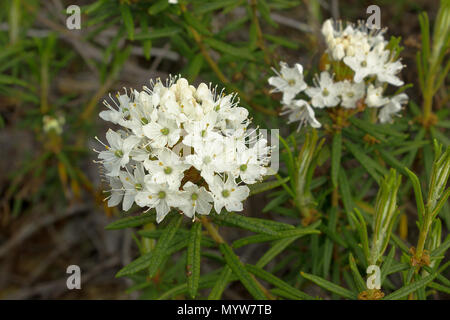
[
  {"x1": 301, "y1": 272, "x2": 358, "y2": 299},
  {"x1": 146, "y1": 214, "x2": 183, "y2": 278},
  {"x1": 431, "y1": 235, "x2": 450, "y2": 257},
  {"x1": 331, "y1": 132, "x2": 342, "y2": 188},
  {"x1": 428, "y1": 282, "x2": 450, "y2": 294},
  {"x1": 219, "y1": 243, "x2": 266, "y2": 299},
  {"x1": 158, "y1": 271, "x2": 222, "y2": 300},
  {"x1": 186, "y1": 53, "x2": 204, "y2": 82},
  {"x1": 263, "y1": 34, "x2": 297, "y2": 49},
  {"x1": 232, "y1": 223, "x2": 320, "y2": 248},
  {"x1": 135, "y1": 27, "x2": 181, "y2": 41},
  {"x1": 246, "y1": 264, "x2": 312, "y2": 300},
  {"x1": 148, "y1": 0, "x2": 170, "y2": 15},
  {"x1": 183, "y1": 11, "x2": 212, "y2": 36},
  {"x1": 187, "y1": 222, "x2": 202, "y2": 298},
  {"x1": 257, "y1": 0, "x2": 278, "y2": 28},
  {"x1": 256, "y1": 237, "x2": 298, "y2": 268},
  {"x1": 212, "y1": 212, "x2": 278, "y2": 235},
  {"x1": 203, "y1": 37, "x2": 256, "y2": 61},
  {"x1": 120, "y1": 4, "x2": 134, "y2": 40},
  {"x1": 348, "y1": 253, "x2": 366, "y2": 293},
  {"x1": 404, "y1": 167, "x2": 426, "y2": 223},
  {"x1": 378, "y1": 149, "x2": 408, "y2": 176},
  {"x1": 248, "y1": 176, "x2": 290, "y2": 196},
  {"x1": 195, "y1": 0, "x2": 241, "y2": 14},
  {"x1": 344, "y1": 140, "x2": 387, "y2": 183},
  {"x1": 115, "y1": 251, "x2": 153, "y2": 278},
  {"x1": 208, "y1": 266, "x2": 233, "y2": 300},
  {"x1": 339, "y1": 169, "x2": 356, "y2": 227},
  {"x1": 384, "y1": 273, "x2": 437, "y2": 300},
  {"x1": 381, "y1": 246, "x2": 396, "y2": 285},
  {"x1": 0, "y1": 74, "x2": 29, "y2": 87},
  {"x1": 105, "y1": 212, "x2": 156, "y2": 230}
]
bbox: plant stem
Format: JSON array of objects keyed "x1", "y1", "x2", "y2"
[{"x1": 200, "y1": 217, "x2": 225, "y2": 244}]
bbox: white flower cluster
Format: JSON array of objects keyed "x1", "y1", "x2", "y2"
[
  {"x1": 95, "y1": 77, "x2": 271, "y2": 223},
  {"x1": 268, "y1": 19, "x2": 408, "y2": 129}
]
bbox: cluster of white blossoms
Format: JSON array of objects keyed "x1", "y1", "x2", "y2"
[
  {"x1": 268, "y1": 19, "x2": 408, "y2": 129},
  {"x1": 95, "y1": 77, "x2": 271, "y2": 223}
]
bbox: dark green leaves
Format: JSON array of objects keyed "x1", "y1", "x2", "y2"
[
  {"x1": 331, "y1": 132, "x2": 342, "y2": 188},
  {"x1": 116, "y1": 214, "x2": 182, "y2": 278},
  {"x1": 219, "y1": 243, "x2": 266, "y2": 299},
  {"x1": 203, "y1": 38, "x2": 256, "y2": 61},
  {"x1": 301, "y1": 272, "x2": 358, "y2": 300},
  {"x1": 105, "y1": 212, "x2": 156, "y2": 230},
  {"x1": 248, "y1": 176, "x2": 290, "y2": 196},
  {"x1": 212, "y1": 212, "x2": 278, "y2": 235},
  {"x1": 246, "y1": 264, "x2": 312, "y2": 300},
  {"x1": 120, "y1": 4, "x2": 134, "y2": 41},
  {"x1": 187, "y1": 222, "x2": 202, "y2": 298},
  {"x1": 344, "y1": 140, "x2": 387, "y2": 183},
  {"x1": 384, "y1": 273, "x2": 437, "y2": 300}
]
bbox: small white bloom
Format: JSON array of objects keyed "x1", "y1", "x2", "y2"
[
  {"x1": 135, "y1": 182, "x2": 185, "y2": 223},
  {"x1": 338, "y1": 81, "x2": 365, "y2": 109},
  {"x1": 106, "y1": 177, "x2": 123, "y2": 207},
  {"x1": 343, "y1": 51, "x2": 383, "y2": 83},
  {"x1": 209, "y1": 175, "x2": 250, "y2": 213},
  {"x1": 119, "y1": 163, "x2": 147, "y2": 211},
  {"x1": 185, "y1": 139, "x2": 228, "y2": 182},
  {"x1": 376, "y1": 54, "x2": 405, "y2": 86},
  {"x1": 281, "y1": 99, "x2": 321, "y2": 129},
  {"x1": 144, "y1": 148, "x2": 189, "y2": 190},
  {"x1": 97, "y1": 129, "x2": 141, "y2": 177},
  {"x1": 99, "y1": 93, "x2": 130, "y2": 124},
  {"x1": 379, "y1": 93, "x2": 408, "y2": 123},
  {"x1": 143, "y1": 114, "x2": 181, "y2": 148},
  {"x1": 305, "y1": 72, "x2": 340, "y2": 108},
  {"x1": 365, "y1": 84, "x2": 389, "y2": 108},
  {"x1": 268, "y1": 62, "x2": 307, "y2": 104},
  {"x1": 179, "y1": 182, "x2": 213, "y2": 219}
]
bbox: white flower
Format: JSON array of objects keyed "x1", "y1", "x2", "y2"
[
  {"x1": 270, "y1": 19, "x2": 407, "y2": 130},
  {"x1": 97, "y1": 76, "x2": 270, "y2": 223},
  {"x1": 143, "y1": 114, "x2": 181, "y2": 148},
  {"x1": 96, "y1": 129, "x2": 140, "y2": 177},
  {"x1": 305, "y1": 72, "x2": 340, "y2": 108},
  {"x1": 379, "y1": 93, "x2": 408, "y2": 123},
  {"x1": 106, "y1": 177, "x2": 123, "y2": 207},
  {"x1": 183, "y1": 111, "x2": 221, "y2": 148},
  {"x1": 99, "y1": 93, "x2": 130, "y2": 124},
  {"x1": 281, "y1": 99, "x2": 321, "y2": 129},
  {"x1": 338, "y1": 81, "x2": 365, "y2": 109},
  {"x1": 376, "y1": 54, "x2": 405, "y2": 86},
  {"x1": 209, "y1": 175, "x2": 250, "y2": 213},
  {"x1": 135, "y1": 182, "x2": 185, "y2": 223},
  {"x1": 179, "y1": 182, "x2": 214, "y2": 219},
  {"x1": 214, "y1": 93, "x2": 249, "y2": 131},
  {"x1": 185, "y1": 139, "x2": 228, "y2": 182},
  {"x1": 365, "y1": 84, "x2": 389, "y2": 108},
  {"x1": 343, "y1": 51, "x2": 383, "y2": 83},
  {"x1": 268, "y1": 62, "x2": 307, "y2": 104},
  {"x1": 144, "y1": 148, "x2": 189, "y2": 189},
  {"x1": 119, "y1": 163, "x2": 147, "y2": 211}
]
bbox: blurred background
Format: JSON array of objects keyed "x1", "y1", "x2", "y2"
[{"x1": 0, "y1": 0, "x2": 443, "y2": 299}]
